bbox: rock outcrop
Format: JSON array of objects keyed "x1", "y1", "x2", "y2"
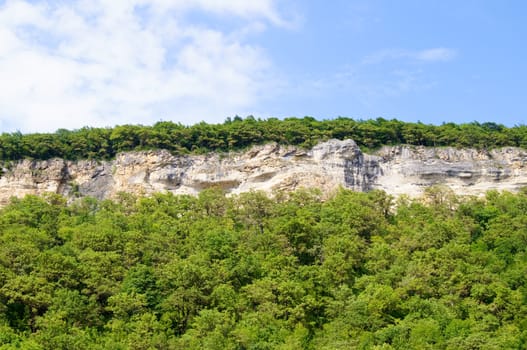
[
  {"x1": 1, "y1": 139, "x2": 527, "y2": 204},
  {"x1": 375, "y1": 145, "x2": 527, "y2": 197}
]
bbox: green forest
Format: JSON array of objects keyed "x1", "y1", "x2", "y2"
[
  {"x1": 1, "y1": 117, "x2": 526, "y2": 161},
  {"x1": 0, "y1": 187, "x2": 526, "y2": 349}
]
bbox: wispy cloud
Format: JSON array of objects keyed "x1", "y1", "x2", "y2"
[
  {"x1": 303, "y1": 47, "x2": 456, "y2": 101},
  {"x1": 363, "y1": 47, "x2": 457, "y2": 64},
  {"x1": 291, "y1": 56, "x2": 442, "y2": 114},
  {"x1": 415, "y1": 48, "x2": 457, "y2": 62},
  {"x1": 0, "y1": 0, "x2": 291, "y2": 132}
]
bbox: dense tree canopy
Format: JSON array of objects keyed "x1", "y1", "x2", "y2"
[
  {"x1": 1, "y1": 117, "x2": 526, "y2": 161},
  {"x1": 0, "y1": 188, "x2": 526, "y2": 348}
]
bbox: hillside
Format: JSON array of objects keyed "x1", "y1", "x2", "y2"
[{"x1": 1, "y1": 119, "x2": 527, "y2": 349}]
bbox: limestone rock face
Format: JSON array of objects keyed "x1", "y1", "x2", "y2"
[
  {"x1": 375, "y1": 145, "x2": 527, "y2": 197},
  {"x1": 0, "y1": 139, "x2": 526, "y2": 204}
]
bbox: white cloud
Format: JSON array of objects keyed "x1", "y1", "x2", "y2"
[
  {"x1": 0, "y1": 0, "x2": 288, "y2": 132},
  {"x1": 363, "y1": 47, "x2": 457, "y2": 64}
]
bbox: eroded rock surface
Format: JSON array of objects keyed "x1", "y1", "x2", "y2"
[
  {"x1": 1, "y1": 139, "x2": 526, "y2": 204},
  {"x1": 375, "y1": 145, "x2": 527, "y2": 197}
]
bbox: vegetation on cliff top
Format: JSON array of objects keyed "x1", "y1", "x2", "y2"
[
  {"x1": 1, "y1": 117, "x2": 525, "y2": 161},
  {"x1": 0, "y1": 188, "x2": 526, "y2": 349}
]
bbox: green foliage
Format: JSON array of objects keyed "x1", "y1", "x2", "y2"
[
  {"x1": 0, "y1": 117, "x2": 526, "y2": 161},
  {"x1": 0, "y1": 189, "x2": 526, "y2": 348}
]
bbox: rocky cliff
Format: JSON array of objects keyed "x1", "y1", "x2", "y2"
[{"x1": 1, "y1": 139, "x2": 527, "y2": 204}]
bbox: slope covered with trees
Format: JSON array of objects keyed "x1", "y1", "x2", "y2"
[
  {"x1": 0, "y1": 188, "x2": 526, "y2": 349},
  {"x1": 1, "y1": 117, "x2": 526, "y2": 161}
]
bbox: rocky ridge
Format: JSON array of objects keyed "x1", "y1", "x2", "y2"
[{"x1": 1, "y1": 139, "x2": 527, "y2": 204}]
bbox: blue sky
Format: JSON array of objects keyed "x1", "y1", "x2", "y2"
[{"x1": 0, "y1": 0, "x2": 526, "y2": 132}]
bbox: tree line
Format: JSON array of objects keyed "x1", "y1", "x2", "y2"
[
  {"x1": 1, "y1": 117, "x2": 526, "y2": 161},
  {"x1": 0, "y1": 187, "x2": 526, "y2": 348}
]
